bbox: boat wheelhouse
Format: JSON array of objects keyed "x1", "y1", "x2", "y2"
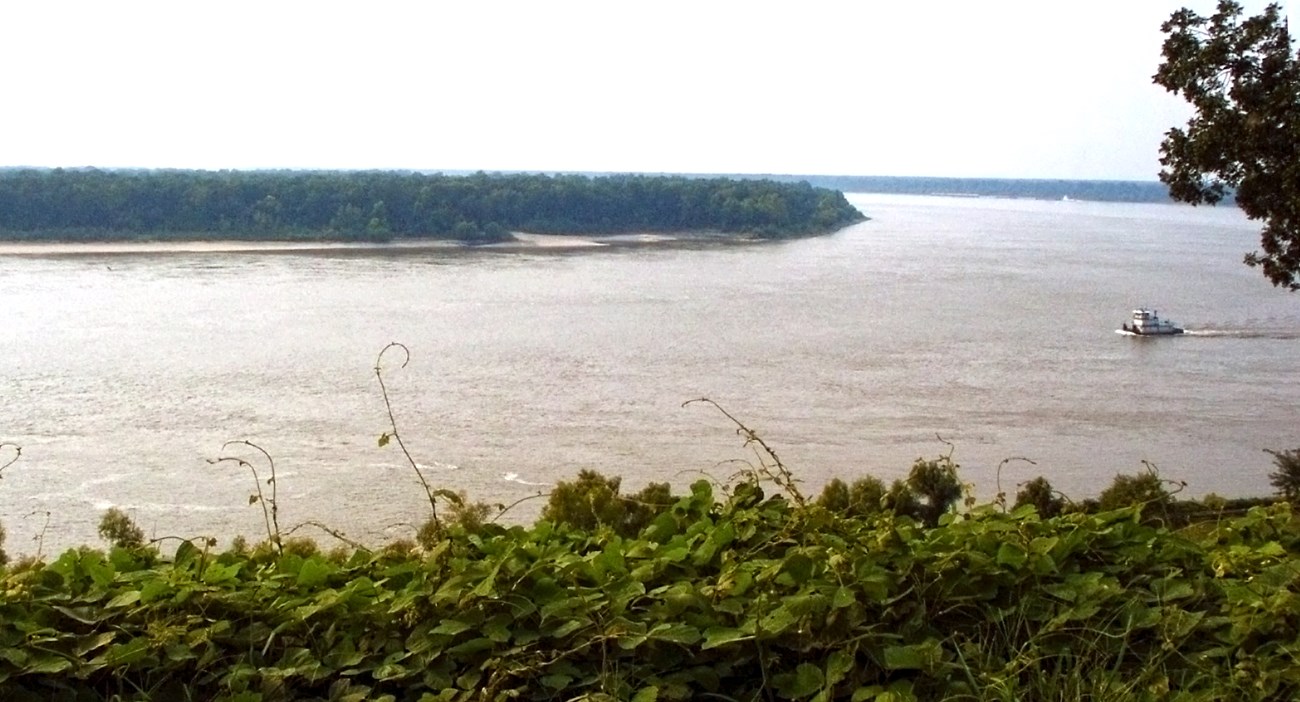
[{"x1": 1120, "y1": 308, "x2": 1184, "y2": 336}]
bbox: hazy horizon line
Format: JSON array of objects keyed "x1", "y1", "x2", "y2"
[{"x1": 0, "y1": 165, "x2": 1164, "y2": 185}]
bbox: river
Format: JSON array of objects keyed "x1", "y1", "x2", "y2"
[{"x1": 1, "y1": 193, "x2": 1297, "y2": 553}]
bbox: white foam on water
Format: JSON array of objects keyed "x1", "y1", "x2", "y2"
[
  {"x1": 1182, "y1": 328, "x2": 1300, "y2": 340},
  {"x1": 502, "y1": 472, "x2": 549, "y2": 486},
  {"x1": 416, "y1": 460, "x2": 459, "y2": 471}
]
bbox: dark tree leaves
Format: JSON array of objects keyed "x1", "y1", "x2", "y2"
[{"x1": 1155, "y1": 1, "x2": 1300, "y2": 289}]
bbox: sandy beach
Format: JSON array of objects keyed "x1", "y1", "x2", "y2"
[{"x1": 0, "y1": 232, "x2": 694, "y2": 256}]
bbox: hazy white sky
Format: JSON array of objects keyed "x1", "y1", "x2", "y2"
[{"x1": 0, "y1": 1, "x2": 1288, "y2": 180}]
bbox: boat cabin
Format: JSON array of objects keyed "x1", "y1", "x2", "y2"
[{"x1": 1121, "y1": 308, "x2": 1183, "y2": 335}]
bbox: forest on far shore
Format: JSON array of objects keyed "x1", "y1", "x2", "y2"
[{"x1": 0, "y1": 169, "x2": 866, "y2": 243}]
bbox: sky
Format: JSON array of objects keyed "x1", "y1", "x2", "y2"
[{"x1": 0, "y1": 1, "x2": 1291, "y2": 181}]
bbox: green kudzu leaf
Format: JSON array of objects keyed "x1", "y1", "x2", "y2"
[
  {"x1": 780, "y1": 552, "x2": 816, "y2": 586},
  {"x1": 203, "y1": 562, "x2": 242, "y2": 585},
  {"x1": 851, "y1": 686, "x2": 884, "y2": 702},
  {"x1": 378, "y1": 433, "x2": 391, "y2": 448},
  {"x1": 541, "y1": 673, "x2": 573, "y2": 690},
  {"x1": 826, "y1": 648, "x2": 854, "y2": 687},
  {"x1": 759, "y1": 604, "x2": 799, "y2": 635},
  {"x1": 773, "y1": 662, "x2": 824, "y2": 698},
  {"x1": 456, "y1": 670, "x2": 482, "y2": 690},
  {"x1": 53, "y1": 606, "x2": 103, "y2": 625},
  {"x1": 81, "y1": 551, "x2": 115, "y2": 588},
  {"x1": 24, "y1": 655, "x2": 73, "y2": 675},
  {"x1": 446, "y1": 638, "x2": 493, "y2": 655},
  {"x1": 248, "y1": 494, "x2": 259, "y2": 505},
  {"x1": 105, "y1": 637, "x2": 152, "y2": 666},
  {"x1": 996, "y1": 542, "x2": 1027, "y2": 569},
  {"x1": 1162, "y1": 608, "x2": 1205, "y2": 639},
  {"x1": 372, "y1": 662, "x2": 408, "y2": 681},
  {"x1": 139, "y1": 579, "x2": 173, "y2": 604},
  {"x1": 1151, "y1": 577, "x2": 1196, "y2": 602},
  {"x1": 0, "y1": 648, "x2": 28, "y2": 667},
  {"x1": 1029, "y1": 536, "x2": 1059, "y2": 555},
  {"x1": 1257, "y1": 541, "x2": 1285, "y2": 559},
  {"x1": 173, "y1": 539, "x2": 200, "y2": 566},
  {"x1": 883, "y1": 645, "x2": 922, "y2": 671},
  {"x1": 74, "y1": 632, "x2": 117, "y2": 657},
  {"x1": 106, "y1": 590, "x2": 141, "y2": 608},
  {"x1": 693, "y1": 521, "x2": 734, "y2": 566},
  {"x1": 546, "y1": 618, "x2": 589, "y2": 639},
  {"x1": 647, "y1": 623, "x2": 700, "y2": 646},
  {"x1": 431, "y1": 619, "x2": 474, "y2": 637},
  {"x1": 702, "y1": 626, "x2": 752, "y2": 650},
  {"x1": 296, "y1": 558, "x2": 334, "y2": 588},
  {"x1": 165, "y1": 643, "x2": 197, "y2": 663},
  {"x1": 883, "y1": 640, "x2": 943, "y2": 672},
  {"x1": 481, "y1": 613, "x2": 513, "y2": 643}
]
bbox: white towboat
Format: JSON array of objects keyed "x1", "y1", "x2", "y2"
[{"x1": 1119, "y1": 308, "x2": 1184, "y2": 336}]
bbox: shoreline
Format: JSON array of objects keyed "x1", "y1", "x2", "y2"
[{"x1": 0, "y1": 231, "x2": 751, "y2": 256}]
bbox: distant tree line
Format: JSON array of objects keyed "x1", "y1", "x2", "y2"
[
  {"x1": 0, "y1": 169, "x2": 865, "y2": 243},
  {"x1": 513, "y1": 172, "x2": 1183, "y2": 203},
  {"x1": 781, "y1": 175, "x2": 1181, "y2": 203}
]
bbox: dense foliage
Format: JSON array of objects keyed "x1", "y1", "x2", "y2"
[
  {"x1": 1155, "y1": 1, "x2": 1300, "y2": 289},
  {"x1": 1, "y1": 471, "x2": 1299, "y2": 700},
  {"x1": 0, "y1": 169, "x2": 864, "y2": 243}
]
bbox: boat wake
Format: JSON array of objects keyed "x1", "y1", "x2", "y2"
[{"x1": 1183, "y1": 328, "x2": 1300, "y2": 340}]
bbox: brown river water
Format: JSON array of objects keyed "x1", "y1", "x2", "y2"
[{"x1": 1, "y1": 193, "x2": 1297, "y2": 553}]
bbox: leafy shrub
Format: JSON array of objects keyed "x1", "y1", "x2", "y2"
[
  {"x1": 1202, "y1": 492, "x2": 1228, "y2": 511},
  {"x1": 885, "y1": 478, "x2": 922, "y2": 519},
  {"x1": 817, "y1": 478, "x2": 852, "y2": 512},
  {"x1": 907, "y1": 456, "x2": 963, "y2": 526},
  {"x1": 4, "y1": 553, "x2": 42, "y2": 574},
  {"x1": 818, "y1": 476, "x2": 888, "y2": 518},
  {"x1": 281, "y1": 536, "x2": 321, "y2": 559},
  {"x1": 381, "y1": 537, "x2": 418, "y2": 558},
  {"x1": 543, "y1": 470, "x2": 623, "y2": 531},
  {"x1": 416, "y1": 491, "x2": 497, "y2": 549},
  {"x1": 1266, "y1": 448, "x2": 1300, "y2": 503},
  {"x1": 542, "y1": 469, "x2": 673, "y2": 536},
  {"x1": 251, "y1": 540, "x2": 287, "y2": 562},
  {"x1": 848, "y1": 476, "x2": 888, "y2": 514},
  {"x1": 97, "y1": 507, "x2": 145, "y2": 549},
  {"x1": 0, "y1": 443, "x2": 19, "y2": 567},
  {"x1": 1014, "y1": 476, "x2": 1065, "y2": 518},
  {"x1": 620, "y1": 481, "x2": 677, "y2": 535},
  {"x1": 415, "y1": 516, "x2": 440, "y2": 550},
  {"x1": 1098, "y1": 470, "x2": 1171, "y2": 514},
  {"x1": 325, "y1": 545, "x2": 353, "y2": 564}
]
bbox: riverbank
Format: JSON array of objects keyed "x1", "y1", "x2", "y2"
[{"x1": 0, "y1": 230, "x2": 745, "y2": 256}]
